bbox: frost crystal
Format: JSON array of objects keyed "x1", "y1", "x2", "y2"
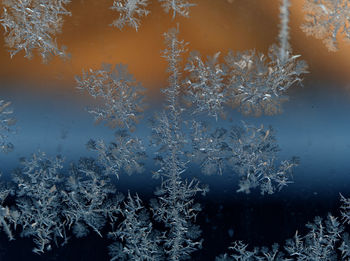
[
  {"x1": 340, "y1": 193, "x2": 350, "y2": 225},
  {"x1": 108, "y1": 192, "x2": 162, "y2": 261},
  {"x1": 285, "y1": 215, "x2": 343, "y2": 260},
  {"x1": 229, "y1": 123, "x2": 298, "y2": 195},
  {"x1": 301, "y1": 0, "x2": 350, "y2": 51},
  {"x1": 87, "y1": 130, "x2": 146, "y2": 178},
  {"x1": 0, "y1": 100, "x2": 16, "y2": 153},
  {"x1": 150, "y1": 28, "x2": 208, "y2": 260},
  {"x1": 158, "y1": 0, "x2": 196, "y2": 18},
  {"x1": 110, "y1": 0, "x2": 150, "y2": 31},
  {"x1": 61, "y1": 158, "x2": 122, "y2": 238},
  {"x1": 225, "y1": 0, "x2": 307, "y2": 116},
  {"x1": 191, "y1": 121, "x2": 229, "y2": 176},
  {"x1": 218, "y1": 214, "x2": 344, "y2": 260},
  {"x1": 185, "y1": 52, "x2": 227, "y2": 120},
  {"x1": 12, "y1": 152, "x2": 66, "y2": 254},
  {"x1": 76, "y1": 63, "x2": 144, "y2": 130},
  {"x1": 0, "y1": 0, "x2": 71, "y2": 62}
]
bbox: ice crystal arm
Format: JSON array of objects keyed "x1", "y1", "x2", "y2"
[
  {"x1": 301, "y1": 0, "x2": 350, "y2": 51},
  {"x1": 229, "y1": 123, "x2": 298, "y2": 195},
  {"x1": 110, "y1": 0, "x2": 150, "y2": 31},
  {"x1": 108, "y1": 192, "x2": 163, "y2": 261},
  {"x1": 87, "y1": 130, "x2": 146, "y2": 178},
  {"x1": 278, "y1": 0, "x2": 290, "y2": 63},
  {"x1": 76, "y1": 63, "x2": 144, "y2": 130},
  {"x1": 61, "y1": 158, "x2": 122, "y2": 238},
  {"x1": 158, "y1": 0, "x2": 195, "y2": 18},
  {"x1": 0, "y1": 0, "x2": 71, "y2": 62},
  {"x1": 0, "y1": 100, "x2": 16, "y2": 153},
  {"x1": 185, "y1": 52, "x2": 227, "y2": 120},
  {"x1": 12, "y1": 151, "x2": 66, "y2": 254}
]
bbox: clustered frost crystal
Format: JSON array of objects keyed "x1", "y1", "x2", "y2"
[
  {"x1": 75, "y1": 63, "x2": 144, "y2": 130},
  {"x1": 0, "y1": 0, "x2": 71, "y2": 62},
  {"x1": 1, "y1": 0, "x2": 349, "y2": 260},
  {"x1": 87, "y1": 130, "x2": 146, "y2": 178},
  {"x1": 217, "y1": 214, "x2": 346, "y2": 260},
  {"x1": 110, "y1": 0, "x2": 150, "y2": 31},
  {"x1": 301, "y1": 0, "x2": 350, "y2": 51},
  {"x1": 158, "y1": 0, "x2": 196, "y2": 18}
]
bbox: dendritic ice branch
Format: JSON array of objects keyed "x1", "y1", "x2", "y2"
[
  {"x1": 61, "y1": 158, "x2": 123, "y2": 239},
  {"x1": 0, "y1": 100, "x2": 16, "y2": 153},
  {"x1": 108, "y1": 192, "x2": 163, "y2": 261},
  {"x1": 76, "y1": 63, "x2": 144, "y2": 130},
  {"x1": 87, "y1": 130, "x2": 146, "y2": 178},
  {"x1": 301, "y1": 0, "x2": 350, "y2": 51},
  {"x1": 185, "y1": 52, "x2": 227, "y2": 120},
  {"x1": 340, "y1": 193, "x2": 350, "y2": 225},
  {"x1": 110, "y1": 0, "x2": 150, "y2": 31},
  {"x1": 158, "y1": 0, "x2": 196, "y2": 18},
  {"x1": 149, "y1": 27, "x2": 208, "y2": 260},
  {"x1": 12, "y1": 151, "x2": 66, "y2": 254},
  {"x1": 0, "y1": 174, "x2": 15, "y2": 241},
  {"x1": 229, "y1": 123, "x2": 298, "y2": 195},
  {"x1": 0, "y1": 0, "x2": 71, "y2": 62}
]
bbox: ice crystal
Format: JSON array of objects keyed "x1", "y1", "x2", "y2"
[
  {"x1": 87, "y1": 130, "x2": 146, "y2": 178},
  {"x1": 12, "y1": 151, "x2": 66, "y2": 254},
  {"x1": 340, "y1": 193, "x2": 350, "y2": 224},
  {"x1": 158, "y1": 0, "x2": 195, "y2": 18},
  {"x1": 190, "y1": 120, "x2": 229, "y2": 176},
  {"x1": 225, "y1": 46, "x2": 307, "y2": 117},
  {"x1": 61, "y1": 158, "x2": 122, "y2": 238},
  {"x1": 185, "y1": 52, "x2": 227, "y2": 120},
  {"x1": 0, "y1": 175, "x2": 15, "y2": 241},
  {"x1": 225, "y1": 0, "x2": 307, "y2": 116},
  {"x1": 229, "y1": 123, "x2": 298, "y2": 195},
  {"x1": 285, "y1": 215, "x2": 343, "y2": 260},
  {"x1": 219, "y1": 214, "x2": 344, "y2": 260},
  {"x1": 150, "y1": 28, "x2": 208, "y2": 260},
  {"x1": 108, "y1": 192, "x2": 162, "y2": 261},
  {"x1": 0, "y1": 100, "x2": 16, "y2": 153},
  {"x1": 110, "y1": 0, "x2": 150, "y2": 31},
  {"x1": 301, "y1": 0, "x2": 350, "y2": 51},
  {"x1": 0, "y1": 0, "x2": 71, "y2": 62},
  {"x1": 76, "y1": 63, "x2": 144, "y2": 130}
]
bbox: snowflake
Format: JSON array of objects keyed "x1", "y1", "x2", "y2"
[
  {"x1": 0, "y1": 99, "x2": 16, "y2": 153},
  {"x1": 0, "y1": 0, "x2": 71, "y2": 62},
  {"x1": 225, "y1": 45, "x2": 307, "y2": 117},
  {"x1": 110, "y1": 0, "x2": 150, "y2": 31},
  {"x1": 11, "y1": 151, "x2": 66, "y2": 254},
  {"x1": 87, "y1": 130, "x2": 146, "y2": 178},
  {"x1": 228, "y1": 122, "x2": 298, "y2": 195},
  {"x1": 185, "y1": 52, "x2": 227, "y2": 120},
  {"x1": 76, "y1": 63, "x2": 144, "y2": 130},
  {"x1": 190, "y1": 120, "x2": 229, "y2": 176},
  {"x1": 108, "y1": 192, "x2": 162, "y2": 261},
  {"x1": 61, "y1": 158, "x2": 122, "y2": 238},
  {"x1": 301, "y1": 0, "x2": 350, "y2": 51},
  {"x1": 158, "y1": 0, "x2": 196, "y2": 18}
]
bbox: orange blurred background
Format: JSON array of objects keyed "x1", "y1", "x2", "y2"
[{"x1": 0, "y1": 0, "x2": 349, "y2": 97}]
